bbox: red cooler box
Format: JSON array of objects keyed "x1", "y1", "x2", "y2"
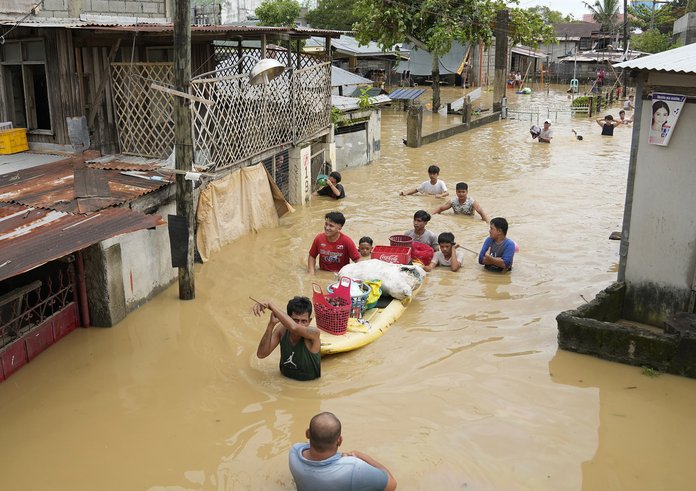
[{"x1": 371, "y1": 245, "x2": 411, "y2": 264}]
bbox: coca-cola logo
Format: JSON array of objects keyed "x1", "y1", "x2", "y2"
[{"x1": 378, "y1": 254, "x2": 400, "y2": 263}]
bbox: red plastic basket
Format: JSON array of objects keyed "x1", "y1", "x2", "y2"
[
  {"x1": 371, "y1": 245, "x2": 411, "y2": 264},
  {"x1": 312, "y1": 276, "x2": 352, "y2": 335},
  {"x1": 389, "y1": 234, "x2": 413, "y2": 247}
]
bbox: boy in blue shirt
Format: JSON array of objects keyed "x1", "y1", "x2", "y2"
[{"x1": 478, "y1": 217, "x2": 515, "y2": 272}]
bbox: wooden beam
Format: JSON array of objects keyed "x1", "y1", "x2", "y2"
[
  {"x1": 87, "y1": 39, "x2": 121, "y2": 128},
  {"x1": 150, "y1": 83, "x2": 214, "y2": 105}
]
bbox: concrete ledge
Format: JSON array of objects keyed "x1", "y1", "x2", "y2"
[
  {"x1": 556, "y1": 282, "x2": 696, "y2": 378},
  {"x1": 420, "y1": 112, "x2": 501, "y2": 146}
]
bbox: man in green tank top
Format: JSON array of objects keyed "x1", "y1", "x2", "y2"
[{"x1": 253, "y1": 296, "x2": 321, "y2": 381}]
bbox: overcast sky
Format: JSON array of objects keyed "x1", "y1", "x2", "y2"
[{"x1": 514, "y1": 0, "x2": 595, "y2": 20}]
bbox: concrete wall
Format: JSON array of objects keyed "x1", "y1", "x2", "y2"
[
  {"x1": 288, "y1": 144, "x2": 312, "y2": 205},
  {"x1": 673, "y1": 12, "x2": 696, "y2": 47},
  {"x1": 220, "y1": 0, "x2": 262, "y2": 23},
  {"x1": 334, "y1": 109, "x2": 381, "y2": 170},
  {"x1": 84, "y1": 201, "x2": 178, "y2": 326},
  {"x1": 37, "y1": 0, "x2": 168, "y2": 18},
  {"x1": 622, "y1": 71, "x2": 696, "y2": 324}
]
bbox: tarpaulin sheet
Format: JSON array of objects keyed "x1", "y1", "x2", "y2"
[{"x1": 196, "y1": 164, "x2": 293, "y2": 262}]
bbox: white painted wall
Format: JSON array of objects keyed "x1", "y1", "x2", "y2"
[
  {"x1": 334, "y1": 109, "x2": 381, "y2": 170},
  {"x1": 221, "y1": 0, "x2": 262, "y2": 23},
  {"x1": 101, "y1": 202, "x2": 178, "y2": 310},
  {"x1": 288, "y1": 144, "x2": 312, "y2": 205},
  {"x1": 623, "y1": 72, "x2": 696, "y2": 293}
]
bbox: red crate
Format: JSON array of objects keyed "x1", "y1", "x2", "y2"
[{"x1": 371, "y1": 245, "x2": 411, "y2": 264}]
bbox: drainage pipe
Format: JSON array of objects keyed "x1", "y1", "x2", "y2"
[{"x1": 75, "y1": 250, "x2": 91, "y2": 327}]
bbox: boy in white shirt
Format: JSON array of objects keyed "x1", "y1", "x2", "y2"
[
  {"x1": 424, "y1": 232, "x2": 464, "y2": 272},
  {"x1": 400, "y1": 164, "x2": 448, "y2": 198}
]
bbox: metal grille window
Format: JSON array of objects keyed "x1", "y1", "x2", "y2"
[
  {"x1": 0, "y1": 261, "x2": 76, "y2": 350},
  {"x1": 262, "y1": 149, "x2": 290, "y2": 200},
  {"x1": 0, "y1": 39, "x2": 52, "y2": 133}
]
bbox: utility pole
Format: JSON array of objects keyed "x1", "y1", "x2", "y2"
[
  {"x1": 173, "y1": 0, "x2": 195, "y2": 300},
  {"x1": 493, "y1": 9, "x2": 508, "y2": 112},
  {"x1": 623, "y1": 0, "x2": 629, "y2": 97}
]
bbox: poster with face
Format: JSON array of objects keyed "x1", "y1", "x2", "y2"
[{"x1": 648, "y1": 93, "x2": 686, "y2": 146}]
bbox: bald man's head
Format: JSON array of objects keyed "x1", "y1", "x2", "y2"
[{"x1": 308, "y1": 412, "x2": 342, "y2": 452}]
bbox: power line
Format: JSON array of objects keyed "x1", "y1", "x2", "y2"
[{"x1": 0, "y1": 0, "x2": 46, "y2": 45}]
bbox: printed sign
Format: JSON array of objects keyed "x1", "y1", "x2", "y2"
[{"x1": 648, "y1": 93, "x2": 686, "y2": 146}]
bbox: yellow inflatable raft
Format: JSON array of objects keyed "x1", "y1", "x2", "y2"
[{"x1": 319, "y1": 286, "x2": 420, "y2": 355}]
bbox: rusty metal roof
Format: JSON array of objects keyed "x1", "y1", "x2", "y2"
[
  {"x1": 0, "y1": 16, "x2": 343, "y2": 38},
  {"x1": 0, "y1": 156, "x2": 173, "y2": 213},
  {"x1": 87, "y1": 161, "x2": 163, "y2": 171},
  {"x1": 0, "y1": 202, "x2": 165, "y2": 282}
]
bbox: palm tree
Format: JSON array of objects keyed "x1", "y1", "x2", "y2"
[{"x1": 584, "y1": 0, "x2": 621, "y2": 32}]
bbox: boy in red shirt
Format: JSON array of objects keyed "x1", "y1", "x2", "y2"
[{"x1": 307, "y1": 212, "x2": 360, "y2": 273}]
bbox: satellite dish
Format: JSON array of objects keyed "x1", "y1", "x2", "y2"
[{"x1": 249, "y1": 58, "x2": 285, "y2": 85}]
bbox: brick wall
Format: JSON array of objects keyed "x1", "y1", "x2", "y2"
[{"x1": 38, "y1": 0, "x2": 168, "y2": 18}]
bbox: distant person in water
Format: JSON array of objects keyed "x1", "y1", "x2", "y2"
[
  {"x1": 538, "y1": 120, "x2": 553, "y2": 143},
  {"x1": 432, "y1": 182, "x2": 489, "y2": 222},
  {"x1": 478, "y1": 217, "x2": 515, "y2": 273},
  {"x1": 313, "y1": 171, "x2": 345, "y2": 199},
  {"x1": 596, "y1": 115, "x2": 620, "y2": 136},
  {"x1": 400, "y1": 165, "x2": 448, "y2": 198},
  {"x1": 623, "y1": 94, "x2": 634, "y2": 111},
  {"x1": 618, "y1": 110, "x2": 632, "y2": 125}
]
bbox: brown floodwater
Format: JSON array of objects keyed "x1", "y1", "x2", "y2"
[{"x1": 1, "y1": 86, "x2": 695, "y2": 490}]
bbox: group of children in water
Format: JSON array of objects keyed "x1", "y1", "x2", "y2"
[
  {"x1": 311, "y1": 164, "x2": 515, "y2": 274},
  {"x1": 253, "y1": 163, "x2": 516, "y2": 384}
]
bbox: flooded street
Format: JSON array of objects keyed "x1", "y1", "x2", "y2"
[{"x1": 1, "y1": 86, "x2": 695, "y2": 490}]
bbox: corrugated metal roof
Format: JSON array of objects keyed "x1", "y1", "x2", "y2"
[
  {"x1": 614, "y1": 43, "x2": 696, "y2": 74},
  {"x1": 307, "y1": 35, "x2": 399, "y2": 57},
  {"x1": 0, "y1": 152, "x2": 67, "y2": 175},
  {"x1": 0, "y1": 15, "x2": 342, "y2": 37},
  {"x1": 332, "y1": 66, "x2": 373, "y2": 87},
  {"x1": 331, "y1": 94, "x2": 391, "y2": 111},
  {"x1": 388, "y1": 88, "x2": 427, "y2": 100},
  {"x1": 0, "y1": 202, "x2": 164, "y2": 282},
  {"x1": 511, "y1": 45, "x2": 547, "y2": 59},
  {"x1": 393, "y1": 41, "x2": 467, "y2": 76},
  {"x1": 0, "y1": 157, "x2": 172, "y2": 213}
]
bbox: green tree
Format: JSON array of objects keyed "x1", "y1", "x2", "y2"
[
  {"x1": 305, "y1": 0, "x2": 357, "y2": 30},
  {"x1": 630, "y1": 2, "x2": 679, "y2": 34},
  {"x1": 255, "y1": 0, "x2": 301, "y2": 27},
  {"x1": 631, "y1": 28, "x2": 675, "y2": 53},
  {"x1": 352, "y1": 0, "x2": 555, "y2": 112},
  {"x1": 584, "y1": 0, "x2": 621, "y2": 32}
]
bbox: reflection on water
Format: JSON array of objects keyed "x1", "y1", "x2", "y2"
[{"x1": 1, "y1": 86, "x2": 695, "y2": 490}]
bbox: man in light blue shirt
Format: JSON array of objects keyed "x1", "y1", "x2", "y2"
[{"x1": 289, "y1": 412, "x2": 397, "y2": 491}]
